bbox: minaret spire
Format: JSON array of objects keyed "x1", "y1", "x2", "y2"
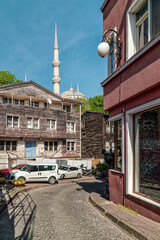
[
  {"x1": 52, "y1": 23, "x2": 61, "y2": 95},
  {"x1": 54, "y1": 23, "x2": 58, "y2": 49},
  {"x1": 77, "y1": 81, "x2": 79, "y2": 92},
  {"x1": 70, "y1": 82, "x2": 73, "y2": 90},
  {"x1": 25, "y1": 72, "x2": 27, "y2": 82}
]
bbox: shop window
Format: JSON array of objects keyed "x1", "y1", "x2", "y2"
[
  {"x1": 114, "y1": 119, "x2": 122, "y2": 171},
  {"x1": 7, "y1": 116, "x2": 19, "y2": 128},
  {"x1": 67, "y1": 142, "x2": 75, "y2": 151},
  {"x1": 134, "y1": 106, "x2": 160, "y2": 201}
]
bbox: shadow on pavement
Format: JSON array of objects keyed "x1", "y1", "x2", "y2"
[
  {"x1": 76, "y1": 178, "x2": 108, "y2": 199},
  {"x1": 0, "y1": 184, "x2": 36, "y2": 240}
]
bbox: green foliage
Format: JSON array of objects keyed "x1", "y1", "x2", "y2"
[
  {"x1": 118, "y1": 204, "x2": 139, "y2": 215},
  {"x1": 76, "y1": 97, "x2": 91, "y2": 113},
  {"x1": 0, "y1": 71, "x2": 22, "y2": 86},
  {"x1": 89, "y1": 95, "x2": 104, "y2": 112},
  {"x1": 76, "y1": 95, "x2": 104, "y2": 113},
  {"x1": 96, "y1": 162, "x2": 108, "y2": 172}
]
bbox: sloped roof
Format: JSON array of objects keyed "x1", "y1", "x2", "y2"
[
  {"x1": 0, "y1": 81, "x2": 82, "y2": 105},
  {"x1": 0, "y1": 81, "x2": 63, "y2": 100}
]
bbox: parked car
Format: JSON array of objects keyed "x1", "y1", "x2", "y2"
[
  {"x1": 58, "y1": 165, "x2": 82, "y2": 180},
  {"x1": 8, "y1": 164, "x2": 59, "y2": 184},
  {"x1": 0, "y1": 164, "x2": 26, "y2": 178}
]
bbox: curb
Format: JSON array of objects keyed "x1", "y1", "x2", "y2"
[{"x1": 89, "y1": 195, "x2": 149, "y2": 240}]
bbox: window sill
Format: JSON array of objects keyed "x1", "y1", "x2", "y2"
[
  {"x1": 127, "y1": 192, "x2": 160, "y2": 208},
  {"x1": 110, "y1": 169, "x2": 123, "y2": 174}
]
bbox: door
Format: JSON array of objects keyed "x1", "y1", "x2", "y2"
[
  {"x1": 27, "y1": 165, "x2": 39, "y2": 182},
  {"x1": 25, "y1": 141, "x2": 36, "y2": 158},
  {"x1": 69, "y1": 167, "x2": 78, "y2": 178}
]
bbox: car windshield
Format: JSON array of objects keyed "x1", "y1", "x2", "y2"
[
  {"x1": 59, "y1": 166, "x2": 69, "y2": 171},
  {"x1": 19, "y1": 165, "x2": 27, "y2": 170},
  {"x1": 20, "y1": 165, "x2": 30, "y2": 172}
]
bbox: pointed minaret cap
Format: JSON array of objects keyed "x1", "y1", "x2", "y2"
[
  {"x1": 70, "y1": 82, "x2": 73, "y2": 91},
  {"x1": 54, "y1": 23, "x2": 58, "y2": 49}
]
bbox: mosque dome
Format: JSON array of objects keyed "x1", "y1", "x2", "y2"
[{"x1": 61, "y1": 83, "x2": 87, "y2": 100}]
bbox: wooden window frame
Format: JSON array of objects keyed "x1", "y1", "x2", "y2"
[{"x1": 132, "y1": 107, "x2": 160, "y2": 203}]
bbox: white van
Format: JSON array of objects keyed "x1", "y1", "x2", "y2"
[{"x1": 9, "y1": 164, "x2": 59, "y2": 184}]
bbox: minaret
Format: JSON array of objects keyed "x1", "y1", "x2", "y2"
[
  {"x1": 25, "y1": 72, "x2": 27, "y2": 82},
  {"x1": 52, "y1": 23, "x2": 61, "y2": 95},
  {"x1": 77, "y1": 81, "x2": 79, "y2": 92}
]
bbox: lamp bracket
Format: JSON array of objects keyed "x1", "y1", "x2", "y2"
[{"x1": 102, "y1": 29, "x2": 122, "y2": 59}]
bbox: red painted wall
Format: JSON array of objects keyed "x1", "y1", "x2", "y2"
[
  {"x1": 103, "y1": 42, "x2": 160, "y2": 111},
  {"x1": 108, "y1": 170, "x2": 124, "y2": 205},
  {"x1": 102, "y1": 0, "x2": 160, "y2": 223},
  {"x1": 102, "y1": 0, "x2": 135, "y2": 66},
  {"x1": 124, "y1": 195, "x2": 160, "y2": 222}
]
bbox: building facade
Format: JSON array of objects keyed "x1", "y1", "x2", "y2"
[
  {"x1": 81, "y1": 112, "x2": 114, "y2": 166},
  {"x1": 0, "y1": 81, "x2": 81, "y2": 167},
  {"x1": 100, "y1": 0, "x2": 160, "y2": 221}
]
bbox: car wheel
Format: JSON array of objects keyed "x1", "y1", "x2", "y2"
[
  {"x1": 60, "y1": 174, "x2": 65, "y2": 180},
  {"x1": 48, "y1": 176, "x2": 56, "y2": 184},
  {"x1": 77, "y1": 173, "x2": 81, "y2": 179},
  {"x1": 17, "y1": 176, "x2": 26, "y2": 181}
]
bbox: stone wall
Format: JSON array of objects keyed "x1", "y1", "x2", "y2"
[{"x1": 81, "y1": 112, "x2": 114, "y2": 160}]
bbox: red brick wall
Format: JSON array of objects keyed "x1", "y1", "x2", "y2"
[{"x1": 108, "y1": 170, "x2": 124, "y2": 205}]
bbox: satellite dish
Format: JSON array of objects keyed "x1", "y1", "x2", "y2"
[{"x1": 47, "y1": 98, "x2": 52, "y2": 104}]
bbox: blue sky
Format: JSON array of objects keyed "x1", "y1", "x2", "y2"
[{"x1": 0, "y1": 0, "x2": 107, "y2": 98}]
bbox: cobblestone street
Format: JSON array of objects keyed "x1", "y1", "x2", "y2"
[{"x1": 0, "y1": 179, "x2": 134, "y2": 240}]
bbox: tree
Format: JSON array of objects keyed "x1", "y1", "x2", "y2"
[
  {"x1": 76, "y1": 97, "x2": 91, "y2": 113},
  {"x1": 76, "y1": 95, "x2": 105, "y2": 113},
  {"x1": 0, "y1": 71, "x2": 22, "y2": 86},
  {"x1": 89, "y1": 95, "x2": 104, "y2": 112}
]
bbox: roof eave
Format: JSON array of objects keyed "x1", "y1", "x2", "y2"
[{"x1": 101, "y1": 0, "x2": 109, "y2": 12}]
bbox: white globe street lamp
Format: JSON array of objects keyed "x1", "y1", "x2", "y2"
[
  {"x1": 97, "y1": 41, "x2": 110, "y2": 58},
  {"x1": 97, "y1": 29, "x2": 122, "y2": 59}
]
